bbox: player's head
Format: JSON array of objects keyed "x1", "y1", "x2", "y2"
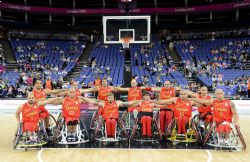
[
  {"x1": 163, "y1": 80, "x2": 171, "y2": 89},
  {"x1": 35, "y1": 80, "x2": 43, "y2": 89},
  {"x1": 200, "y1": 86, "x2": 208, "y2": 96},
  {"x1": 72, "y1": 81, "x2": 79, "y2": 89},
  {"x1": 215, "y1": 89, "x2": 224, "y2": 100},
  {"x1": 142, "y1": 91, "x2": 151, "y2": 101},
  {"x1": 102, "y1": 78, "x2": 108, "y2": 87},
  {"x1": 180, "y1": 90, "x2": 188, "y2": 100},
  {"x1": 68, "y1": 87, "x2": 76, "y2": 98},
  {"x1": 131, "y1": 79, "x2": 137, "y2": 87},
  {"x1": 107, "y1": 92, "x2": 114, "y2": 103},
  {"x1": 27, "y1": 92, "x2": 35, "y2": 104}
]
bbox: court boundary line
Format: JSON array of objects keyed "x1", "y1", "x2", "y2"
[
  {"x1": 37, "y1": 148, "x2": 213, "y2": 162},
  {"x1": 38, "y1": 148, "x2": 44, "y2": 162},
  {"x1": 206, "y1": 150, "x2": 212, "y2": 162}
]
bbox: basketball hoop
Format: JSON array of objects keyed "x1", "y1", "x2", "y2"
[{"x1": 121, "y1": 37, "x2": 132, "y2": 49}]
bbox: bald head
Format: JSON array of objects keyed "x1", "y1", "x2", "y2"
[
  {"x1": 200, "y1": 86, "x2": 208, "y2": 96},
  {"x1": 27, "y1": 92, "x2": 35, "y2": 104},
  {"x1": 215, "y1": 89, "x2": 224, "y2": 100},
  {"x1": 180, "y1": 90, "x2": 188, "y2": 100},
  {"x1": 68, "y1": 87, "x2": 76, "y2": 98}
]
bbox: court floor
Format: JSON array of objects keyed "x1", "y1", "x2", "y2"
[{"x1": 0, "y1": 115, "x2": 249, "y2": 162}]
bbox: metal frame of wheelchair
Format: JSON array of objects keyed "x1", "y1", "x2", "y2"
[
  {"x1": 203, "y1": 122, "x2": 246, "y2": 151},
  {"x1": 130, "y1": 110, "x2": 162, "y2": 143},
  {"x1": 53, "y1": 113, "x2": 89, "y2": 145},
  {"x1": 90, "y1": 110, "x2": 129, "y2": 143},
  {"x1": 13, "y1": 120, "x2": 48, "y2": 151},
  {"x1": 165, "y1": 114, "x2": 202, "y2": 146}
]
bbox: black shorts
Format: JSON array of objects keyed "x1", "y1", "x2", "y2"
[
  {"x1": 138, "y1": 112, "x2": 153, "y2": 119},
  {"x1": 67, "y1": 120, "x2": 78, "y2": 126}
]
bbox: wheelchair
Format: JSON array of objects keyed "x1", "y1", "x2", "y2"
[
  {"x1": 13, "y1": 113, "x2": 56, "y2": 151},
  {"x1": 203, "y1": 122, "x2": 246, "y2": 151},
  {"x1": 165, "y1": 114, "x2": 202, "y2": 146},
  {"x1": 13, "y1": 120, "x2": 48, "y2": 151},
  {"x1": 53, "y1": 113, "x2": 89, "y2": 145},
  {"x1": 130, "y1": 109, "x2": 162, "y2": 143},
  {"x1": 90, "y1": 111, "x2": 129, "y2": 145}
]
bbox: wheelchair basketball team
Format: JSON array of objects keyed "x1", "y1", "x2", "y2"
[{"x1": 13, "y1": 78, "x2": 246, "y2": 150}]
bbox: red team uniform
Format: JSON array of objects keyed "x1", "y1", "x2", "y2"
[
  {"x1": 174, "y1": 98, "x2": 192, "y2": 134},
  {"x1": 212, "y1": 99, "x2": 232, "y2": 133},
  {"x1": 127, "y1": 87, "x2": 142, "y2": 112},
  {"x1": 98, "y1": 86, "x2": 112, "y2": 101},
  {"x1": 62, "y1": 97, "x2": 81, "y2": 124},
  {"x1": 139, "y1": 101, "x2": 154, "y2": 137},
  {"x1": 100, "y1": 101, "x2": 119, "y2": 138},
  {"x1": 33, "y1": 89, "x2": 49, "y2": 118},
  {"x1": 22, "y1": 102, "x2": 40, "y2": 132},
  {"x1": 159, "y1": 87, "x2": 175, "y2": 133},
  {"x1": 198, "y1": 95, "x2": 213, "y2": 123}
]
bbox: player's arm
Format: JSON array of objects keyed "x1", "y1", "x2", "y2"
[
  {"x1": 231, "y1": 101, "x2": 239, "y2": 126},
  {"x1": 153, "y1": 103, "x2": 169, "y2": 109},
  {"x1": 45, "y1": 89, "x2": 67, "y2": 95},
  {"x1": 37, "y1": 97, "x2": 62, "y2": 106},
  {"x1": 79, "y1": 97, "x2": 104, "y2": 107},
  {"x1": 150, "y1": 87, "x2": 161, "y2": 92},
  {"x1": 112, "y1": 86, "x2": 129, "y2": 92},
  {"x1": 187, "y1": 91, "x2": 198, "y2": 98},
  {"x1": 155, "y1": 97, "x2": 177, "y2": 105},
  {"x1": 189, "y1": 98, "x2": 213, "y2": 106},
  {"x1": 116, "y1": 100, "x2": 141, "y2": 107},
  {"x1": 79, "y1": 87, "x2": 98, "y2": 93},
  {"x1": 15, "y1": 105, "x2": 23, "y2": 123},
  {"x1": 56, "y1": 91, "x2": 68, "y2": 97},
  {"x1": 191, "y1": 100, "x2": 202, "y2": 107}
]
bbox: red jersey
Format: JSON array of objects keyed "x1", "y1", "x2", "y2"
[
  {"x1": 98, "y1": 86, "x2": 112, "y2": 101},
  {"x1": 140, "y1": 101, "x2": 154, "y2": 112},
  {"x1": 160, "y1": 87, "x2": 175, "y2": 109},
  {"x1": 174, "y1": 98, "x2": 192, "y2": 118},
  {"x1": 62, "y1": 97, "x2": 81, "y2": 118},
  {"x1": 198, "y1": 95, "x2": 212, "y2": 114},
  {"x1": 128, "y1": 87, "x2": 142, "y2": 101},
  {"x1": 212, "y1": 99, "x2": 232, "y2": 123},
  {"x1": 22, "y1": 102, "x2": 40, "y2": 123},
  {"x1": 101, "y1": 101, "x2": 119, "y2": 120},
  {"x1": 33, "y1": 89, "x2": 46, "y2": 101}
]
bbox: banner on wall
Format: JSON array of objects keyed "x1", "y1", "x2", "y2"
[{"x1": 0, "y1": 1, "x2": 250, "y2": 14}]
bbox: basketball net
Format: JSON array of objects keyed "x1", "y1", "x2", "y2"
[{"x1": 121, "y1": 37, "x2": 132, "y2": 49}]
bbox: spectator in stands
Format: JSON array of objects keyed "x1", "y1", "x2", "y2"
[
  {"x1": 156, "y1": 76, "x2": 162, "y2": 87},
  {"x1": 27, "y1": 75, "x2": 33, "y2": 86},
  {"x1": 217, "y1": 73, "x2": 223, "y2": 83},
  {"x1": 248, "y1": 78, "x2": 250, "y2": 98}
]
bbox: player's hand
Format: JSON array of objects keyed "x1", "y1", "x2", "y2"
[{"x1": 234, "y1": 121, "x2": 239, "y2": 127}]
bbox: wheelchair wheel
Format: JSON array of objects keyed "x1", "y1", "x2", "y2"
[{"x1": 13, "y1": 123, "x2": 23, "y2": 149}]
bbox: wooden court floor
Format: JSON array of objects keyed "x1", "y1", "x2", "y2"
[{"x1": 0, "y1": 115, "x2": 249, "y2": 162}]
